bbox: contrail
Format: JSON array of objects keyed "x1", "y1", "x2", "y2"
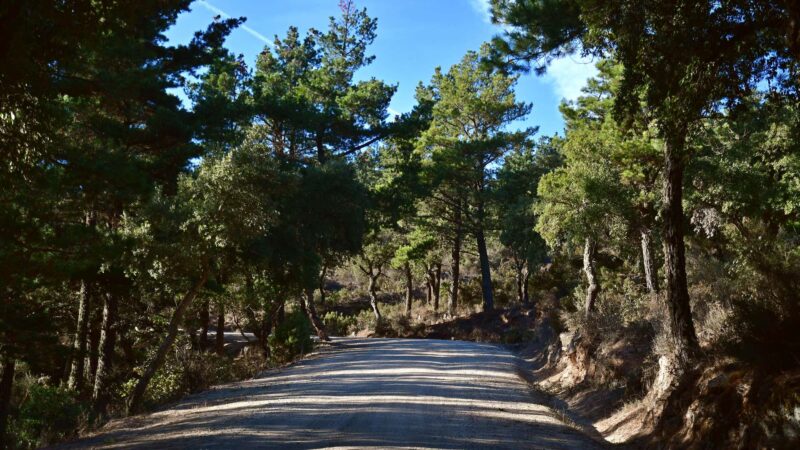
[{"x1": 197, "y1": 0, "x2": 273, "y2": 47}]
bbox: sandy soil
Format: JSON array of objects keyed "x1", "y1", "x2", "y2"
[{"x1": 59, "y1": 338, "x2": 604, "y2": 449}]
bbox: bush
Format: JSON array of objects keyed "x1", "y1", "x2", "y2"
[
  {"x1": 354, "y1": 308, "x2": 377, "y2": 333},
  {"x1": 322, "y1": 311, "x2": 356, "y2": 336},
  {"x1": 119, "y1": 338, "x2": 268, "y2": 410},
  {"x1": 268, "y1": 310, "x2": 313, "y2": 364},
  {"x1": 9, "y1": 381, "x2": 88, "y2": 449}
]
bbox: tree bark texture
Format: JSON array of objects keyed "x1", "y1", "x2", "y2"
[
  {"x1": 475, "y1": 199, "x2": 494, "y2": 312},
  {"x1": 641, "y1": 227, "x2": 659, "y2": 294},
  {"x1": 433, "y1": 263, "x2": 442, "y2": 312},
  {"x1": 522, "y1": 265, "x2": 530, "y2": 306},
  {"x1": 368, "y1": 274, "x2": 382, "y2": 322},
  {"x1": 514, "y1": 259, "x2": 525, "y2": 305},
  {"x1": 662, "y1": 137, "x2": 700, "y2": 362},
  {"x1": 449, "y1": 204, "x2": 462, "y2": 317},
  {"x1": 86, "y1": 302, "x2": 101, "y2": 383},
  {"x1": 199, "y1": 299, "x2": 209, "y2": 350},
  {"x1": 215, "y1": 303, "x2": 225, "y2": 356},
  {"x1": 68, "y1": 280, "x2": 92, "y2": 391},
  {"x1": 475, "y1": 227, "x2": 495, "y2": 312},
  {"x1": 303, "y1": 289, "x2": 329, "y2": 341},
  {"x1": 583, "y1": 238, "x2": 599, "y2": 317},
  {"x1": 404, "y1": 261, "x2": 413, "y2": 315},
  {"x1": 92, "y1": 291, "x2": 118, "y2": 415}
]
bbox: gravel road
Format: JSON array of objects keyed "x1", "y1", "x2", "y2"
[{"x1": 61, "y1": 338, "x2": 602, "y2": 449}]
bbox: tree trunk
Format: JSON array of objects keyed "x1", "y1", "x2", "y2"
[
  {"x1": 641, "y1": 227, "x2": 659, "y2": 295},
  {"x1": 514, "y1": 258, "x2": 525, "y2": 305},
  {"x1": 425, "y1": 268, "x2": 433, "y2": 306},
  {"x1": 303, "y1": 289, "x2": 329, "y2": 341},
  {"x1": 68, "y1": 280, "x2": 92, "y2": 391},
  {"x1": 92, "y1": 291, "x2": 118, "y2": 415},
  {"x1": 316, "y1": 132, "x2": 326, "y2": 163},
  {"x1": 318, "y1": 266, "x2": 327, "y2": 305},
  {"x1": 583, "y1": 238, "x2": 599, "y2": 317},
  {"x1": 0, "y1": 358, "x2": 15, "y2": 450},
  {"x1": 433, "y1": 263, "x2": 441, "y2": 312},
  {"x1": 276, "y1": 302, "x2": 285, "y2": 325},
  {"x1": 449, "y1": 206, "x2": 462, "y2": 317},
  {"x1": 475, "y1": 226, "x2": 494, "y2": 312},
  {"x1": 662, "y1": 138, "x2": 700, "y2": 362},
  {"x1": 404, "y1": 261, "x2": 413, "y2": 315},
  {"x1": 260, "y1": 302, "x2": 283, "y2": 358},
  {"x1": 127, "y1": 268, "x2": 209, "y2": 415},
  {"x1": 215, "y1": 303, "x2": 225, "y2": 356},
  {"x1": 86, "y1": 302, "x2": 101, "y2": 383},
  {"x1": 522, "y1": 265, "x2": 530, "y2": 306},
  {"x1": 199, "y1": 299, "x2": 209, "y2": 350},
  {"x1": 368, "y1": 275, "x2": 382, "y2": 322}
]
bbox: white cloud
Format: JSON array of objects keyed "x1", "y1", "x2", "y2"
[
  {"x1": 544, "y1": 55, "x2": 599, "y2": 101},
  {"x1": 469, "y1": 0, "x2": 492, "y2": 24},
  {"x1": 197, "y1": 0, "x2": 272, "y2": 46}
]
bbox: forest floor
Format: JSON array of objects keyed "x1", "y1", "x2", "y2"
[{"x1": 58, "y1": 338, "x2": 605, "y2": 449}]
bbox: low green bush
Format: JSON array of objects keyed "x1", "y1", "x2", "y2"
[
  {"x1": 322, "y1": 311, "x2": 356, "y2": 336},
  {"x1": 269, "y1": 310, "x2": 313, "y2": 364},
  {"x1": 9, "y1": 382, "x2": 88, "y2": 449}
]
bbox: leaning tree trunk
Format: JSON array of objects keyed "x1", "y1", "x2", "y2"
[
  {"x1": 68, "y1": 280, "x2": 92, "y2": 391},
  {"x1": 215, "y1": 303, "x2": 225, "y2": 356},
  {"x1": 641, "y1": 227, "x2": 659, "y2": 295},
  {"x1": 662, "y1": 137, "x2": 700, "y2": 363},
  {"x1": 303, "y1": 289, "x2": 329, "y2": 341},
  {"x1": 368, "y1": 274, "x2": 382, "y2": 322},
  {"x1": 404, "y1": 261, "x2": 413, "y2": 315},
  {"x1": 92, "y1": 291, "x2": 118, "y2": 415},
  {"x1": 433, "y1": 263, "x2": 442, "y2": 312},
  {"x1": 583, "y1": 238, "x2": 600, "y2": 317},
  {"x1": 0, "y1": 358, "x2": 15, "y2": 450},
  {"x1": 127, "y1": 268, "x2": 210, "y2": 415}
]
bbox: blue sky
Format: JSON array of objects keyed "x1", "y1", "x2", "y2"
[{"x1": 165, "y1": 0, "x2": 598, "y2": 137}]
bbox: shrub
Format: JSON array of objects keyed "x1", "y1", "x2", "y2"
[
  {"x1": 119, "y1": 338, "x2": 268, "y2": 410},
  {"x1": 322, "y1": 311, "x2": 356, "y2": 336},
  {"x1": 268, "y1": 310, "x2": 313, "y2": 364},
  {"x1": 354, "y1": 308, "x2": 377, "y2": 333},
  {"x1": 9, "y1": 381, "x2": 88, "y2": 449}
]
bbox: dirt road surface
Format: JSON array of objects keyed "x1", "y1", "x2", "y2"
[{"x1": 62, "y1": 338, "x2": 603, "y2": 449}]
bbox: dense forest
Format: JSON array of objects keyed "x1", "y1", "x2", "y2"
[{"x1": 1, "y1": 0, "x2": 798, "y2": 448}]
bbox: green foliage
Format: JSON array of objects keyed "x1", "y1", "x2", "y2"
[
  {"x1": 322, "y1": 311, "x2": 357, "y2": 336},
  {"x1": 119, "y1": 340, "x2": 266, "y2": 410},
  {"x1": 250, "y1": 1, "x2": 395, "y2": 162},
  {"x1": 8, "y1": 382, "x2": 87, "y2": 449},
  {"x1": 353, "y1": 308, "x2": 378, "y2": 333},
  {"x1": 269, "y1": 311, "x2": 314, "y2": 364}
]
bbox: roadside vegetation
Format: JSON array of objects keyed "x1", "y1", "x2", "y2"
[{"x1": 1, "y1": 0, "x2": 798, "y2": 448}]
